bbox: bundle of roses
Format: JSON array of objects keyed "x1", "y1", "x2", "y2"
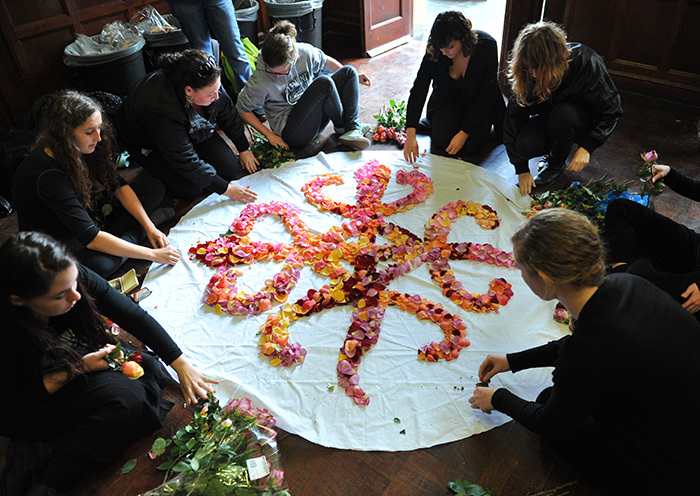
[
  {"x1": 102, "y1": 341, "x2": 144, "y2": 380},
  {"x1": 141, "y1": 395, "x2": 289, "y2": 496}
]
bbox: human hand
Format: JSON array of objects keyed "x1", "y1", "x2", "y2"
[
  {"x1": 268, "y1": 133, "x2": 289, "y2": 151},
  {"x1": 566, "y1": 146, "x2": 590, "y2": 171},
  {"x1": 83, "y1": 344, "x2": 117, "y2": 372},
  {"x1": 681, "y1": 283, "x2": 700, "y2": 314},
  {"x1": 468, "y1": 386, "x2": 497, "y2": 414},
  {"x1": 403, "y1": 132, "x2": 420, "y2": 164},
  {"x1": 518, "y1": 172, "x2": 536, "y2": 195},
  {"x1": 225, "y1": 183, "x2": 257, "y2": 203},
  {"x1": 240, "y1": 150, "x2": 259, "y2": 174},
  {"x1": 358, "y1": 73, "x2": 371, "y2": 86},
  {"x1": 651, "y1": 164, "x2": 671, "y2": 184},
  {"x1": 478, "y1": 354, "x2": 510, "y2": 383},
  {"x1": 147, "y1": 227, "x2": 169, "y2": 249},
  {"x1": 170, "y1": 355, "x2": 219, "y2": 407},
  {"x1": 151, "y1": 246, "x2": 180, "y2": 266},
  {"x1": 445, "y1": 131, "x2": 468, "y2": 156}
]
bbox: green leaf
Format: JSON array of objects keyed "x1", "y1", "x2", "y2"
[
  {"x1": 393, "y1": 417, "x2": 401, "y2": 423},
  {"x1": 150, "y1": 437, "x2": 170, "y2": 457},
  {"x1": 190, "y1": 457, "x2": 200, "y2": 472},
  {"x1": 171, "y1": 461, "x2": 190, "y2": 472},
  {"x1": 399, "y1": 429, "x2": 406, "y2": 435},
  {"x1": 447, "y1": 478, "x2": 492, "y2": 495},
  {"x1": 120, "y1": 458, "x2": 138, "y2": 474},
  {"x1": 327, "y1": 385, "x2": 335, "y2": 392}
]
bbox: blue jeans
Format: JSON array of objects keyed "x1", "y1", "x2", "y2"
[{"x1": 168, "y1": 0, "x2": 252, "y2": 91}]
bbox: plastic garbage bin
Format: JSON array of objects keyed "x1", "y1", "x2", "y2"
[
  {"x1": 234, "y1": 0, "x2": 260, "y2": 47},
  {"x1": 142, "y1": 14, "x2": 190, "y2": 71},
  {"x1": 64, "y1": 36, "x2": 146, "y2": 96},
  {"x1": 264, "y1": 0, "x2": 323, "y2": 49}
]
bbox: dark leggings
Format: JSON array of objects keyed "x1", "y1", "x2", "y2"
[
  {"x1": 512, "y1": 102, "x2": 592, "y2": 164},
  {"x1": 430, "y1": 105, "x2": 491, "y2": 157},
  {"x1": 605, "y1": 198, "x2": 700, "y2": 309},
  {"x1": 76, "y1": 176, "x2": 165, "y2": 278},
  {"x1": 13, "y1": 351, "x2": 171, "y2": 491},
  {"x1": 281, "y1": 66, "x2": 361, "y2": 147},
  {"x1": 128, "y1": 132, "x2": 245, "y2": 200}
]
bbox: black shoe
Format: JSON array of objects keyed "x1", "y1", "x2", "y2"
[
  {"x1": 416, "y1": 117, "x2": 431, "y2": 136},
  {"x1": 0, "y1": 440, "x2": 53, "y2": 496},
  {"x1": 534, "y1": 155, "x2": 565, "y2": 186}
]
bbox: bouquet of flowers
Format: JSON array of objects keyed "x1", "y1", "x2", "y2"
[
  {"x1": 103, "y1": 341, "x2": 144, "y2": 380},
  {"x1": 248, "y1": 127, "x2": 296, "y2": 170},
  {"x1": 142, "y1": 395, "x2": 289, "y2": 496},
  {"x1": 372, "y1": 100, "x2": 407, "y2": 148}
]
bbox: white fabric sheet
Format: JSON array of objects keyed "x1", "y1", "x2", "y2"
[{"x1": 141, "y1": 151, "x2": 568, "y2": 451}]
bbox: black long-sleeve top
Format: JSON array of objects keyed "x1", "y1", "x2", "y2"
[
  {"x1": 491, "y1": 274, "x2": 700, "y2": 481},
  {"x1": 663, "y1": 166, "x2": 700, "y2": 201},
  {"x1": 0, "y1": 265, "x2": 182, "y2": 427},
  {"x1": 503, "y1": 43, "x2": 623, "y2": 174},
  {"x1": 13, "y1": 149, "x2": 125, "y2": 253},
  {"x1": 405, "y1": 31, "x2": 505, "y2": 135},
  {"x1": 115, "y1": 70, "x2": 250, "y2": 195}
]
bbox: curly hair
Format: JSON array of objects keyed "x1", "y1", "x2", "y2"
[
  {"x1": 512, "y1": 209, "x2": 605, "y2": 288},
  {"x1": 507, "y1": 21, "x2": 570, "y2": 106},
  {"x1": 426, "y1": 11, "x2": 479, "y2": 61},
  {"x1": 0, "y1": 232, "x2": 115, "y2": 379},
  {"x1": 262, "y1": 20, "x2": 299, "y2": 69},
  {"x1": 34, "y1": 90, "x2": 119, "y2": 210},
  {"x1": 159, "y1": 48, "x2": 221, "y2": 91}
]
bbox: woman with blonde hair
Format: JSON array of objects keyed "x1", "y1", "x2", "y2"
[
  {"x1": 13, "y1": 90, "x2": 180, "y2": 278},
  {"x1": 469, "y1": 209, "x2": 699, "y2": 493},
  {"x1": 236, "y1": 20, "x2": 372, "y2": 153},
  {"x1": 504, "y1": 21, "x2": 623, "y2": 195}
]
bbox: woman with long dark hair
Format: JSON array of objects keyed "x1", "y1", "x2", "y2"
[
  {"x1": 12, "y1": 90, "x2": 179, "y2": 278},
  {"x1": 468, "y1": 209, "x2": 700, "y2": 493},
  {"x1": 504, "y1": 21, "x2": 623, "y2": 195},
  {"x1": 0, "y1": 232, "x2": 216, "y2": 496},
  {"x1": 236, "y1": 20, "x2": 372, "y2": 152},
  {"x1": 404, "y1": 11, "x2": 505, "y2": 163},
  {"x1": 116, "y1": 49, "x2": 257, "y2": 203}
]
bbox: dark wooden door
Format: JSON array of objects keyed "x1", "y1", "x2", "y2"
[
  {"x1": 501, "y1": 0, "x2": 700, "y2": 104},
  {"x1": 362, "y1": 0, "x2": 413, "y2": 57}
]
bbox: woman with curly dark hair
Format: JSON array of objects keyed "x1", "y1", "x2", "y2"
[
  {"x1": 13, "y1": 90, "x2": 179, "y2": 278},
  {"x1": 504, "y1": 21, "x2": 623, "y2": 195},
  {"x1": 116, "y1": 49, "x2": 258, "y2": 203},
  {"x1": 0, "y1": 232, "x2": 216, "y2": 496},
  {"x1": 404, "y1": 11, "x2": 505, "y2": 163}
]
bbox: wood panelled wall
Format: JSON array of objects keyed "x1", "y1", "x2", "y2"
[
  {"x1": 0, "y1": 0, "x2": 169, "y2": 128},
  {"x1": 544, "y1": 0, "x2": 700, "y2": 105}
]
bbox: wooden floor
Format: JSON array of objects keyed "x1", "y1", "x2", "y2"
[{"x1": 2, "y1": 11, "x2": 700, "y2": 496}]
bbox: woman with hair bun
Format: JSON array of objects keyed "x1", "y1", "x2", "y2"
[
  {"x1": 236, "y1": 20, "x2": 372, "y2": 152},
  {"x1": 13, "y1": 89, "x2": 179, "y2": 278},
  {"x1": 468, "y1": 209, "x2": 700, "y2": 493},
  {"x1": 404, "y1": 11, "x2": 505, "y2": 163},
  {"x1": 504, "y1": 21, "x2": 623, "y2": 195},
  {"x1": 0, "y1": 232, "x2": 216, "y2": 496},
  {"x1": 116, "y1": 49, "x2": 258, "y2": 203}
]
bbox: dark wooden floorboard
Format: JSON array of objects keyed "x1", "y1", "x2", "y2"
[{"x1": 1, "y1": 20, "x2": 700, "y2": 496}]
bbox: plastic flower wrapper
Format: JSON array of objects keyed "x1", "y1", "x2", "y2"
[
  {"x1": 247, "y1": 126, "x2": 296, "y2": 170},
  {"x1": 142, "y1": 394, "x2": 289, "y2": 496},
  {"x1": 372, "y1": 100, "x2": 407, "y2": 148},
  {"x1": 102, "y1": 341, "x2": 144, "y2": 380},
  {"x1": 635, "y1": 149, "x2": 665, "y2": 208}
]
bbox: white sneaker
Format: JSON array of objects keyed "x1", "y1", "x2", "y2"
[
  {"x1": 339, "y1": 129, "x2": 371, "y2": 150},
  {"x1": 334, "y1": 122, "x2": 373, "y2": 135}
]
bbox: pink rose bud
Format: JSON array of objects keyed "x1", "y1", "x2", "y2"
[
  {"x1": 122, "y1": 360, "x2": 144, "y2": 380},
  {"x1": 221, "y1": 418, "x2": 232, "y2": 429},
  {"x1": 644, "y1": 150, "x2": 658, "y2": 163}
]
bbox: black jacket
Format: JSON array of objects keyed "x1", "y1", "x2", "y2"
[
  {"x1": 115, "y1": 70, "x2": 249, "y2": 194},
  {"x1": 406, "y1": 31, "x2": 505, "y2": 138},
  {"x1": 503, "y1": 43, "x2": 623, "y2": 174}
]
